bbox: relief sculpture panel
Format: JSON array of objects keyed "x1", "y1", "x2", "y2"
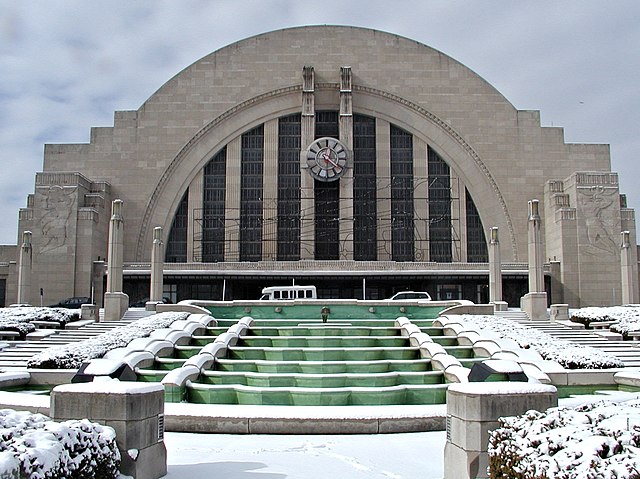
[
  {"x1": 577, "y1": 185, "x2": 618, "y2": 257},
  {"x1": 38, "y1": 185, "x2": 77, "y2": 254}
]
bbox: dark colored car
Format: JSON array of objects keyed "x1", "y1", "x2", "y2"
[
  {"x1": 49, "y1": 296, "x2": 92, "y2": 309},
  {"x1": 129, "y1": 297, "x2": 173, "y2": 308}
]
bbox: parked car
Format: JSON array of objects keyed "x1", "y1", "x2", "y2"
[
  {"x1": 129, "y1": 297, "x2": 173, "y2": 308},
  {"x1": 49, "y1": 297, "x2": 92, "y2": 309},
  {"x1": 385, "y1": 291, "x2": 432, "y2": 301}
]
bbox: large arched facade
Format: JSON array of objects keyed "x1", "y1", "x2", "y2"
[
  {"x1": 139, "y1": 85, "x2": 515, "y2": 262},
  {"x1": 5, "y1": 25, "x2": 636, "y2": 307}
]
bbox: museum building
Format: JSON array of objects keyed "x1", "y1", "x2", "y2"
[{"x1": 0, "y1": 25, "x2": 637, "y2": 307}]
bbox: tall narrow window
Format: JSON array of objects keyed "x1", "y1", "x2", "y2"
[
  {"x1": 240, "y1": 125, "x2": 264, "y2": 262},
  {"x1": 466, "y1": 189, "x2": 488, "y2": 262},
  {"x1": 277, "y1": 114, "x2": 301, "y2": 260},
  {"x1": 390, "y1": 124, "x2": 414, "y2": 261},
  {"x1": 428, "y1": 147, "x2": 452, "y2": 262},
  {"x1": 0, "y1": 279, "x2": 6, "y2": 308},
  {"x1": 165, "y1": 191, "x2": 188, "y2": 263},
  {"x1": 353, "y1": 114, "x2": 377, "y2": 260},
  {"x1": 314, "y1": 111, "x2": 340, "y2": 260},
  {"x1": 202, "y1": 148, "x2": 226, "y2": 262}
]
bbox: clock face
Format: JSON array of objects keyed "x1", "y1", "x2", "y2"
[{"x1": 305, "y1": 137, "x2": 349, "y2": 182}]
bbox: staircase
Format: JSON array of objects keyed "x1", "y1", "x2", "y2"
[
  {"x1": 495, "y1": 310, "x2": 640, "y2": 367},
  {"x1": 0, "y1": 308, "x2": 154, "y2": 369}
]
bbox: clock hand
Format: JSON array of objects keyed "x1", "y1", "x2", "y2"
[{"x1": 325, "y1": 156, "x2": 340, "y2": 168}]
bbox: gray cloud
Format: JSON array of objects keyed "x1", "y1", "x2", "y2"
[{"x1": 0, "y1": 0, "x2": 638, "y2": 244}]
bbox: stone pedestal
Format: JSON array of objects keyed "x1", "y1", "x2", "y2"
[
  {"x1": 104, "y1": 292, "x2": 129, "y2": 321},
  {"x1": 50, "y1": 381, "x2": 166, "y2": 479},
  {"x1": 491, "y1": 301, "x2": 508, "y2": 312},
  {"x1": 145, "y1": 301, "x2": 160, "y2": 312},
  {"x1": 521, "y1": 292, "x2": 548, "y2": 321},
  {"x1": 444, "y1": 382, "x2": 557, "y2": 479},
  {"x1": 80, "y1": 304, "x2": 98, "y2": 321},
  {"x1": 549, "y1": 303, "x2": 569, "y2": 321}
]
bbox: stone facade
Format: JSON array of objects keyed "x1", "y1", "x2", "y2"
[{"x1": 1, "y1": 25, "x2": 637, "y2": 307}]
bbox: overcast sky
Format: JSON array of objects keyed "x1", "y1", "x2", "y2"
[{"x1": 1, "y1": 0, "x2": 638, "y2": 245}]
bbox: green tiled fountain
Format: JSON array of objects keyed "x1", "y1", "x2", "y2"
[{"x1": 139, "y1": 303, "x2": 487, "y2": 406}]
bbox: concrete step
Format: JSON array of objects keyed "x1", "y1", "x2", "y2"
[{"x1": 493, "y1": 309, "x2": 640, "y2": 366}]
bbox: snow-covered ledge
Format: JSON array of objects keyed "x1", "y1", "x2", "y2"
[
  {"x1": 51, "y1": 381, "x2": 166, "y2": 479},
  {"x1": 614, "y1": 370, "x2": 640, "y2": 389},
  {"x1": 444, "y1": 382, "x2": 557, "y2": 479}
]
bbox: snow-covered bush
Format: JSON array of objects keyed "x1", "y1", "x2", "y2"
[
  {"x1": 0, "y1": 408, "x2": 120, "y2": 478},
  {"x1": 27, "y1": 311, "x2": 189, "y2": 369},
  {"x1": 0, "y1": 307, "x2": 80, "y2": 339},
  {"x1": 488, "y1": 400, "x2": 640, "y2": 479},
  {"x1": 456, "y1": 315, "x2": 624, "y2": 369},
  {"x1": 571, "y1": 306, "x2": 640, "y2": 337}
]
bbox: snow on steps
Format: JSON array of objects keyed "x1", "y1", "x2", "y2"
[
  {"x1": 495, "y1": 310, "x2": 640, "y2": 367},
  {"x1": 0, "y1": 308, "x2": 155, "y2": 369}
]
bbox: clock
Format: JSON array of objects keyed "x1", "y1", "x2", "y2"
[{"x1": 305, "y1": 137, "x2": 349, "y2": 182}]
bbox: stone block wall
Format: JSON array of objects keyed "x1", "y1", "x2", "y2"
[{"x1": 51, "y1": 381, "x2": 166, "y2": 479}]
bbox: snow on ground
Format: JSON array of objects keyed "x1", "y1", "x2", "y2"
[
  {"x1": 572, "y1": 305, "x2": 640, "y2": 335},
  {"x1": 0, "y1": 307, "x2": 79, "y2": 338},
  {"x1": 3, "y1": 307, "x2": 640, "y2": 477},
  {"x1": 163, "y1": 430, "x2": 446, "y2": 479}
]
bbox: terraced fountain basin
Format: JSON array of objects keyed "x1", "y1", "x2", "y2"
[
  {"x1": 187, "y1": 383, "x2": 449, "y2": 406},
  {"x1": 165, "y1": 315, "x2": 479, "y2": 406},
  {"x1": 131, "y1": 302, "x2": 485, "y2": 407}
]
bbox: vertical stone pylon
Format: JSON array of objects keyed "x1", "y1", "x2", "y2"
[
  {"x1": 488, "y1": 227, "x2": 502, "y2": 304},
  {"x1": 528, "y1": 199, "x2": 544, "y2": 293},
  {"x1": 103, "y1": 199, "x2": 129, "y2": 321},
  {"x1": 106, "y1": 199, "x2": 124, "y2": 293},
  {"x1": 621, "y1": 231, "x2": 638, "y2": 304},
  {"x1": 150, "y1": 226, "x2": 165, "y2": 305},
  {"x1": 17, "y1": 231, "x2": 32, "y2": 305},
  {"x1": 300, "y1": 65, "x2": 315, "y2": 260},
  {"x1": 522, "y1": 199, "x2": 548, "y2": 320},
  {"x1": 339, "y1": 66, "x2": 354, "y2": 260}
]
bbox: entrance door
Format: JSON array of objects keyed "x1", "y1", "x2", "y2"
[{"x1": 437, "y1": 284, "x2": 462, "y2": 301}]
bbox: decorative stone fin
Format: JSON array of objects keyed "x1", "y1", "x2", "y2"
[
  {"x1": 575, "y1": 172, "x2": 618, "y2": 186},
  {"x1": 91, "y1": 181, "x2": 111, "y2": 194},
  {"x1": 302, "y1": 66, "x2": 314, "y2": 92},
  {"x1": 621, "y1": 209, "x2": 635, "y2": 221},
  {"x1": 19, "y1": 209, "x2": 33, "y2": 221},
  {"x1": 78, "y1": 208, "x2": 99, "y2": 222},
  {"x1": 555, "y1": 208, "x2": 576, "y2": 221},
  {"x1": 552, "y1": 193, "x2": 571, "y2": 208},
  {"x1": 547, "y1": 180, "x2": 564, "y2": 193},
  {"x1": 35, "y1": 172, "x2": 92, "y2": 190},
  {"x1": 340, "y1": 66, "x2": 352, "y2": 92},
  {"x1": 84, "y1": 193, "x2": 105, "y2": 209},
  {"x1": 302, "y1": 66, "x2": 315, "y2": 118},
  {"x1": 340, "y1": 66, "x2": 352, "y2": 117}
]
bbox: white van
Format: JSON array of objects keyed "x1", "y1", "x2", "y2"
[{"x1": 259, "y1": 285, "x2": 317, "y2": 301}]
